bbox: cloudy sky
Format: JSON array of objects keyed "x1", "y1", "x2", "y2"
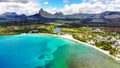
[{"x1": 0, "y1": 0, "x2": 120, "y2": 15}]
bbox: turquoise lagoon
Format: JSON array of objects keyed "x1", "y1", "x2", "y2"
[{"x1": 0, "y1": 34, "x2": 120, "y2": 68}]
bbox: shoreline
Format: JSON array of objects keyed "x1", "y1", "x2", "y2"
[
  {"x1": 34, "y1": 33, "x2": 120, "y2": 61},
  {"x1": 58, "y1": 34, "x2": 120, "y2": 61}
]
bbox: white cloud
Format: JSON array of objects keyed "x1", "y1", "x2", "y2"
[
  {"x1": 0, "y1": 0, "x2": 40, "y2": 15},
  {"x1": 61, "y1": 0, "x2": 120, "y2": 14},
  {"x1": 0, "y1": 0, "x2": 31, "y2": 3},
  {"x1": 43, "y1": 1, "x2": 48, "y2": 5}
]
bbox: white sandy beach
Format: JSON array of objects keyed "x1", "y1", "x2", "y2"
[{"x1": 57, "y1": 34, "x2": 120, "y2": 61}]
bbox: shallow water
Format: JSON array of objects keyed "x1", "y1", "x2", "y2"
[{"x1": 0, "y1": 34, "x2": 120, "y2": 68}]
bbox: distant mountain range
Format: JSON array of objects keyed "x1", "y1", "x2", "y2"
[
  {"x1": 0, "y1": 12, "x2": 27, "y2": 21},
  {"x1": 0, "y1": 8, "x2": 120, "y2": 23}
]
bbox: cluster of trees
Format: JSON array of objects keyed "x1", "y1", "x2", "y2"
[
  {"x1": 0, "y1": 24, "x2": 56, "y2": 35},
  {"x1": 95, "y1": 41, "x2": 118, "y2": 55},
  {"x1": 72, "y1": 34, "x2": 87, "y2": 42}
]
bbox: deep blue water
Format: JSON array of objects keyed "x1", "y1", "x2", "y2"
[{"x1": 0, "y1": 34, "x2": 120, "y2": 68}]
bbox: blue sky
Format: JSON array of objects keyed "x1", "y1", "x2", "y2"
[
  {"x1": 40, "y1": 0, "x2": 83, "y2": 9},
  {"x1": 0, "y1": 0, "x2": 120, "y2": 15}
]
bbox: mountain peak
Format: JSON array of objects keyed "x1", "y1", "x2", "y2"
[
  {"x1": 39, "y1": 8, "x2": 49, "y2": 15},
  {"x1": 55, "y1": 12, "x2": 64, "y2": 16},
  {"x1": 39, "y1": 8, "x2": 44, "y2": 13}
]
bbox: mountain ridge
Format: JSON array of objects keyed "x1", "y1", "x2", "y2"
[{"x1": 0, "y1": 8, "x2": 120, "y2": 22}]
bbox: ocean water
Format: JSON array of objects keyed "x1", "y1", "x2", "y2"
[{"x1": 0, "y1": 34, "x2": 120, "y2": 68}]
